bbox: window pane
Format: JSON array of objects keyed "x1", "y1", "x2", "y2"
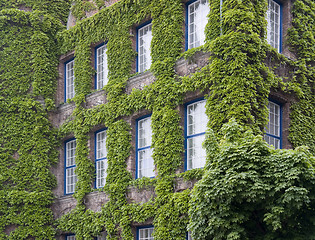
[
  {"x1": 265, "y1": 101, "x2": 281, "y2": 149},
  {"x1": 138, "y1": 24, "x2": 152, "y2": 72},
  {"x1": 66, "y1": 60, "x2": 75, "y2": 100},
  {"x1": 138, "y1": 148, "x2": 154, "y2": 178},
  {"x1": 138, "y1": 117, "x2": 152, "y2": 148},
  {"x1": 96, "y1": 130, "x2": 107, "y2": 159},
  {"x1": 187, "y1": 100, "x2": 207, "y2": 136},
  {"x1": 66, "y1": 140, "x2": 76, "y2": 167},
  {"x1": 96, "y1": 159, "x2": 107, "y2": 188},
  {"x1": 67, "y1": 236, "x2": 76, "y2": 240},
  {"x1": 187, "y1": 134, "x2": 206, "y2": 170},
  {"x1": 66, "y1": 166, "x2": 77, "y2": 194},
  {"x1": 139, "y1": 228, "x2": 154, "y2": 240},
  {"x1": 96, "y1": 45, "x2": 108, "y2": 89},
  {"x1": 267, "y1": 0, "x2": 281, "y2": 51},
  {"x1": 187, "y1": 0, "x2": 209, "y2": 49}
]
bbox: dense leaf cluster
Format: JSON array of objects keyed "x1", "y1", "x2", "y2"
[
  {"x1": 0, "y1": 6, "x2": 64, "y2": 239},
  {"x1": 0, "y1": 0, "x2": 314, "y2": 239},
  {"x1": 189, "y1": 119, "x2": 315, "y2": 239}
]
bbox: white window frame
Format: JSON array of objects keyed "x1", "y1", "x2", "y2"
[
  {"x1": 137, "y1": 23, "x2": 152, "y2": 73},
  {"x1": 95, "y1": 130, "x2": 107, "y2": 189},
  {"x1": 266, "y1": 0, "x2": 281, "y2": 52},
  {"x1": 136, "y1": 116, "x2": 154, "y2": 178},
  {"x1": 186, "y1": 100, "x2": 207, "y2": 170},
  {"x1": 65, "y1": 139, "x2": 77, "y2": 195},
  {"x1": 95, "y1": 44, "x2": 108, "y2": 89},
  {"x1": 138, "y1": 227, "x2": 154, "y2": 240},
  {"x1": 187, "y1": 0, "x2": 210, "y2": 49},
  {"x1": 264, "y1": 101, "x2": 281, "y2": 149},
  {"x1": 65, "y1": 59, "x2": 75, "y2": 101}
]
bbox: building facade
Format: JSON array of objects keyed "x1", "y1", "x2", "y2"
[{"x1": 0, "y1": 0, "x2": 314, "y2": 239}]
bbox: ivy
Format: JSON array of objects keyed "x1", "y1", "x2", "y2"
[
  {"x1": 189, "y1": 119, "x2": 315, "y2": 239},
  {"x1": 1, "y1": 0, "x2": 314, "y2": 239}
]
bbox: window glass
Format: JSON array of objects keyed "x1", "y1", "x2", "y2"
[
  {"x1": 96, "y1": 44, "x2": 108, "y2": 89},
  {"x1": 138, "y1": 23, "x2": 152, "y2": 73},
  {"x1": 188, "y1": 0, "x2": 210, "y2": 49},
  {"x1": 137, "y1": 117, "x2": 154, "y2": 178},
  {"x1": 65, "y1": 60, "x2": 75, "y2": 100},
  {"x1": 264, "y1": 101, "x2": 281, "y2": 149},
  {"x1": 96, "y1": 130, "x2": 107, "y2": 188},
  {"x1": 65, "y1": 139, "x2": 77, "y2": 194},
  {"x1": 267, "y1": 0, "x2": 281, "y2": 51},
  {"x1": 139, "y1": 227, "x2": 154, "y2": 240},
  {"x1": 186, "y1": 100, "x2": 207, "y2": 170}
]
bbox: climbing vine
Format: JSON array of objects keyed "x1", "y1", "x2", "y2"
[
  {"x1": 0, "y1": 0, "x2": 314, "y2": 239},
  {"x1": 0, "y1": 4, "x2": 66, "y2": 239}
]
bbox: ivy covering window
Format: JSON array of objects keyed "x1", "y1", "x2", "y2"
[
  {"x1": 264, "y1": 101, "x2": 281, "y2": 149},
  {"x1": 95, "y1": 130, "x2": 107, "y2": 188},
  {"x1": 187, "y1": 0, "x2": 210, "y2": 49},
  {"x1": 65, "y1": 139, "x2": 77, "y2": 194},
  {"x1": 66, "y1": 235, "x2": 76, "y2": 240},
  {"x1": 95, "y1": 44, "x2": 108, "y2": 89},
  {"x1": 186, "y1": 100, "x2": 207, "y2": 170},
  {"x1": 65, "y1": 59, "x2": 75, "y2": 101},
  {"x1": 266, "y1": 0, "x2": 281, "y2": 52},
  {"x1": 138, "y1": 227, "x2": 154, "y2": 240},
  {"x1": 137, "y1": 23, "x2": 152, "y2": 73},
  {"x1": 136, "y1": 116, "x2": 154, "y2": 178}
]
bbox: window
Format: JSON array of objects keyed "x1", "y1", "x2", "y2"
[
  {"x1": 137, "y1": 23, "x2": 152, "y2": 73},
  {"x1": 66, "y1": 235, "x2": 76, "y2": 240},
  {"x1": 95, "y1": 44, "x2": 108, "y2": 89},
  {"x1": 266, "y1": 0, "x2": 282, "y2": 52},
  {"x1": 136, "y1": 116, "x2": 154, "y2": 178},
  {"x1": 65, "y1": 139, "x2": 77, "y2": 194},
  {"x1": 186, "y1": 0, "x2": 210, "y2": 50},
  {"x1": 95, "y1": 130, "x2": 107, "y2": 188},
  {"x1": 138, "y1": 227, "x2": 154, "y2": 240},
  {"x1": 185, "y1": 100, "x2": 207, "y2": 170},
  {"x1": 65, "y1": 59, "x2": 75, "y2": 101},
  {"x1": 264, "y1": 101, "x2": 281, "y2": 149}
]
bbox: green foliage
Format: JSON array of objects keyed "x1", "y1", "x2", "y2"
[
  {"x1": 0, "y1": 0, "x2": 71, "y2": 23},
  {"x1": 189, "y1": 119, "x2": 315, "y2": 240},
  {"x1": 1, "y1": 0, "x2": 314, "y2": 239},
  {"x1": 287, "y1": 0, "x2": 315, "y2": 154},
  {"x1": 0, "y1": 7, "x2": 63, "y2": 239}
]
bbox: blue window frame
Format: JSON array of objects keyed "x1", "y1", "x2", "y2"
[
  {"x1": 185, "y1": 99, "x2": 207, "y2": 170},
  {"x1": 186, "y1": 0, "x2": 210, "y2": 50},
  {"x1": 136, "y1": 115, "x2": 154, "y2": 178},
  {"x1": 64, "y1": 139, "x2": 77, "y2": 195},
  {"x1": 137, "y1": 226, "x2": 154, "y2": 240},
  {"x1": 95, "y1": 129, "x2": 107, "y2": 189},
  {"x1": 95, "y1": 43, "x2": 108, "y2": 89},
  {"x1": 66, "y1": 234, "x2": 76, "y2": 240},
  {"x1": 137, "y1": 21, "x2": 152, "y2": 73},
  {"x1": 64, "y1": 59, "x2": 75, "y2": 101},
  {"x1": 266, "y1": 0, "x2": 282, "y2": 52},
  {"x1": 264, "y1": 100, "x2": 282, "y2": 149}
]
